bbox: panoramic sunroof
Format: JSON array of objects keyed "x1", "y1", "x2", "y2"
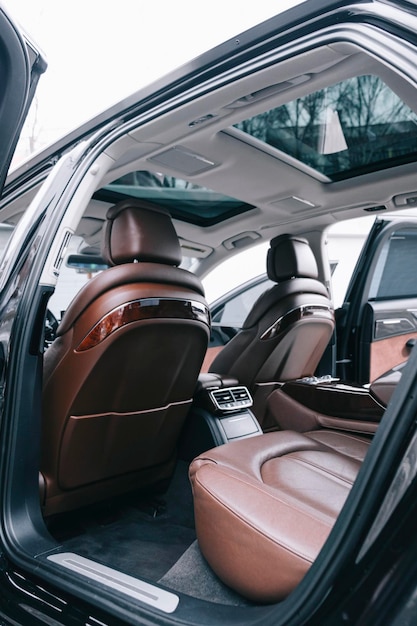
[
  {"x1": 98, "y1": 171, "x2": 253, "y2": 226},
  {"x1": 233, "y1": 75, "x2": 417, "y2": 181}
]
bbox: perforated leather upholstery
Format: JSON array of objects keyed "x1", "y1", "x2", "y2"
[
  {"x1": 189, "y1": 429, "x2": 370, "y2": 603},
  {"x1": 41, "y1": 200, "x2": 210, "y2": 516}
]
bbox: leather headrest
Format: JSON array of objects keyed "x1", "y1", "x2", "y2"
[
  {"x1": 101, "y1": 199, "x2": 182, "y2": 266},
  {"x1": 266, "y1": 234, "x2": 318, "y2": 282}
]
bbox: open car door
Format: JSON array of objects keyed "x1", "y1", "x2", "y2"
[
  {"x1": 336, "y1": 215, "x2": 417, "y2": 384},
  {"x1": 0, "y1": 6, "x2": 46, "y2": 191}
]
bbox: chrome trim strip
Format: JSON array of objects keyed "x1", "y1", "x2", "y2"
[{"x1": 48, "y1": 553, "x2": 179, "y2": 613}]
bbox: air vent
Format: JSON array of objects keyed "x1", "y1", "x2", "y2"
[{"x1": 210, "y1": 386, "x2": 252, "y2": 412}]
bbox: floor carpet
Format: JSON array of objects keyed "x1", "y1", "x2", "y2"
[
  {"x1": 48, "y1": 460, "x2": 251, "y2": 605},
  {"x1": 50, "y1": 461, "x2": 196, "y2": 581}
]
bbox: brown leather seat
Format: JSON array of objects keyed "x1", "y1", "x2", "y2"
[
  {"x1": 189, "y1": 429, "x2": 370, "y2": 603},
  {"x1": 209, "y1": 235, "x2": 335, "y2": 425},
  {"x1": 41, "y1": 200, "x2": 210, "y2": 516}
]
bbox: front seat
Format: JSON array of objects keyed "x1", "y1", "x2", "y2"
[
  {"x1": 41, "y1": 199, "x2": 210, "y2": 516},
  {"x1": 209, "y1": 234, "x2": 334, "y2": 426}
]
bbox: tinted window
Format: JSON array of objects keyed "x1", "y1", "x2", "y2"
[
  {"x1": 212, "y1": 278, "x2": 273, "y2": 327},
  {"x1": 98, "y1": 171, "x2": 254, "y2": 226},
  {"x1": 233, "y1": 75, "x2": 417, "y2": 181},
  {"x1": 370, "y1": 229, "x2": 417, "y2": 299}
]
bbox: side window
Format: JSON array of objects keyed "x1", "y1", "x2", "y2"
[
  {"x1": 212, "y1": 279, "x2": 273, "y2": 328},
  {"x1": 0, "y1": 224, "x2": 14, "y2": 260},
  {"x1": 369, "y1": 229, "x2": 417, "y2": 300},
  {"x1": 336, "y1": 220, "x2": 417, "y2": 383},
  {"x1": 327, "y1": 217, "x2": 372, "y2": 308},
  {"x1": 48, "y1": 236, "x2": 106, "y2": 320}
]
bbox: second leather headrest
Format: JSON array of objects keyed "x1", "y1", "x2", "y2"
[{"x1": 267, "y1": 234, "x2": 318, "y2": 282}]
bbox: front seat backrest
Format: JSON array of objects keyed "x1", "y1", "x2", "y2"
[
  {"x1": 41, "y1": 199, "x2": 210, "y2": 516},
  {"x1": 209, "y1": 234, "x2": 334, "y2": 423}
]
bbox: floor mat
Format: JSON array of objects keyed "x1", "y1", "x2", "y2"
[
  {"x1": 50, "y1": 461, "x2": 196, "y2": 581},
  {"x1": 159, "y1": 540, "x2": 253, "y2": 606}
]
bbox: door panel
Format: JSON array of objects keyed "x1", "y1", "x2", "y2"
[
  {"x1": 338, "y1": 220, "x2": 417, "y2": 384},
  {"x1": 365, "y1": 302, "x2": 417, "y2": 381},
  {"x1": 370, "y1": 333, "x2": 417, "y2": 381}
]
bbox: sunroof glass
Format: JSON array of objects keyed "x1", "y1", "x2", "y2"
[
  {"x1": 233, "y1": 75, "x2": 417, "y2": 181},
  {"x1": 99, "y1": 171, "x2": 253, "y2": 226}
]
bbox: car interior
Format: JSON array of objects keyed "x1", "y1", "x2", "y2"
[{"x1": 4, "y1": 27, "x2": 417, "y2": 618}]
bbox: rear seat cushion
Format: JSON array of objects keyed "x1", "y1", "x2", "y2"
[{"x1": 189, "y1": 430, "x2": 370, "y2": 603}]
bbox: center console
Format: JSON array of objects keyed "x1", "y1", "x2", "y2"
[
  {"x1": 180, "y1": 364, "x2": 404, "y2": 460},
  {"x1": 180, "y1": 374, "x2": 262, "y2": 460}
]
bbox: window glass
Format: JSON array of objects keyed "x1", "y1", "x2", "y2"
[
  {"x1": 233, "y1": 75, "x2": 417, "y2": 181},
  {"x1": 327, "y1": 217, "x2": 373, "y2": 307},
  {"x1": 0, "y1": 224, "x2": 15, "y2": 265},
  {"x1": 99, "y1": 171, "x2": 254, "y2": 226},
  {"x1": 369, "y1": 229, "x2": 417, "y2": 300},
  {"x1": 212, "y1": 278, "x2": 273, "y2": 328}
]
